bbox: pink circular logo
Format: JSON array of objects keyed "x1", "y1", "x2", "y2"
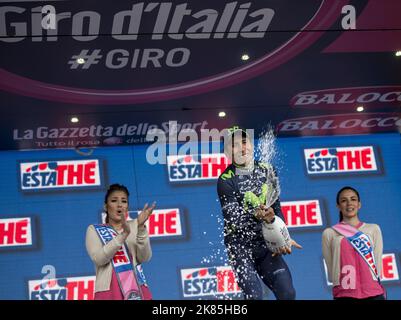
[{"x1": 0, "y1": 1, "x2": 347, "y2": 105}]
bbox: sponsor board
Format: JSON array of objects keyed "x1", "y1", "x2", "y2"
[
  {"x1": 18, "y1": 158, "x2": 103, "y2": 191},
  {"x1": 303, "y1": 146, "x2": 380, "y2": 176},
  {"x1": 0, "y1": 216, "x2": 37, "y2": 250},
  {"x1": 167, "y1": 154, "x2": 230, "y2": 182},
  {"x1": 102, "y1": 208, "x2": 185, "y2": 240},
  {"x1": 28, "y1": 275, "x2": 95, "y2": 300},
  {"x1": 179, "y1": 266, "x2": 241, "y2": 299},
  {"x1": 281, "y1": 199, "x2": 325, "y2": 230},
  {"x1": 277, "y1": 113, "x2": 401, "y2": 137},
  {"x1": 290, "y1": 86, "x2": 401, "y2": 109},
  {"x1": 0, "y1": 1, "x2": 346, "y2": 104},
  {"x1": 13, "y1": 121, "x2": 209, "y2": 147}
]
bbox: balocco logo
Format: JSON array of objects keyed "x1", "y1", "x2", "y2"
[{"x1": 0, "y1": 1, "x2": 347, "y2": 104}]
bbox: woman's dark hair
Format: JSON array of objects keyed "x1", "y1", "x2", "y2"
[
  {"x1": 336, "y1": 186, "x2": 360, "y2": 222},
  {"x1": 104, "y1": 184, "x2": 129, "y2": 223}
]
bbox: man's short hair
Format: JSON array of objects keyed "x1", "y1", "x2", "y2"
[
  {"x1": 227, "y1": 126, "x2": 249, "y2": 141},
  {"x1": 223, "y1": 126, "x2": 253, "y2": 156}
]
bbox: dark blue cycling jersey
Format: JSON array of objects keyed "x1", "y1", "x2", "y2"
[
  {"x1": 217, "y1": 161, "x2": 284, "y2": 249},
  {"x1": 217, "y1": 161, "x2": 296, "y2": 300}
]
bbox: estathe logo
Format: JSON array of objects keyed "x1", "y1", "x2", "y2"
[
  {"x1": 101, "y1": 208, "x2": 184, "y2": 239},
  {"x1": 28, "y1": 276, "x2": 95, "y2": 300},
  {"x1": 19, "y1": 159, "x2": 102, "y2": 190},
  {"x1": 304, "y1": 146, "x2": 379, "y2": 175},
  {"x1": 146, "y1": 209, "x2": 183, "y2": 238},
  {"x1": 281, "y1": 200, "x2": 324, "y2": 228},
  {"x1": 167, "y1": 154, "x2": 229, "y2": 182},
  {"x1": 0, "y1": 1, "x2": 347, "y2": 104},
  {"x1": 180, "y1": 266, "x2": 241, "y2": 298},
  {"x1": 0, "y1": 217, "x2": 33, "y2": 248},
  {"x1": 381, "y1": 253, "x2": 400, "y2": 282}
]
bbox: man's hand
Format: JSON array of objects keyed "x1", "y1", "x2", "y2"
[
  {"x1": 254, "y1": 205, "x2": 275, "y2": 223},
  {"x1": 272, "y1": 239, "x2": 303, "y2": 257}
]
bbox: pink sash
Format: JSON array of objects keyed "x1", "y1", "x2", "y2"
[
  {"x1": 94, "y1": 224, "x2": 152, "y2": 300},
  {"x1": 332, "y1": 222, "x2": 380, "y2": 281}
]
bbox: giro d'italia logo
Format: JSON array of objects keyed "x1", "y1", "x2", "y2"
[{"x1": 0, "y1": 1, "x2": 347, "y2": 104}]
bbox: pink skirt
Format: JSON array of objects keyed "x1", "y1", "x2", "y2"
[
  {"x1": 94, "y1": 268, "x2": 153, "y2": 300},
  {"x1": 94, "y1": 269, "x2": 124, "y2": 300}
]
